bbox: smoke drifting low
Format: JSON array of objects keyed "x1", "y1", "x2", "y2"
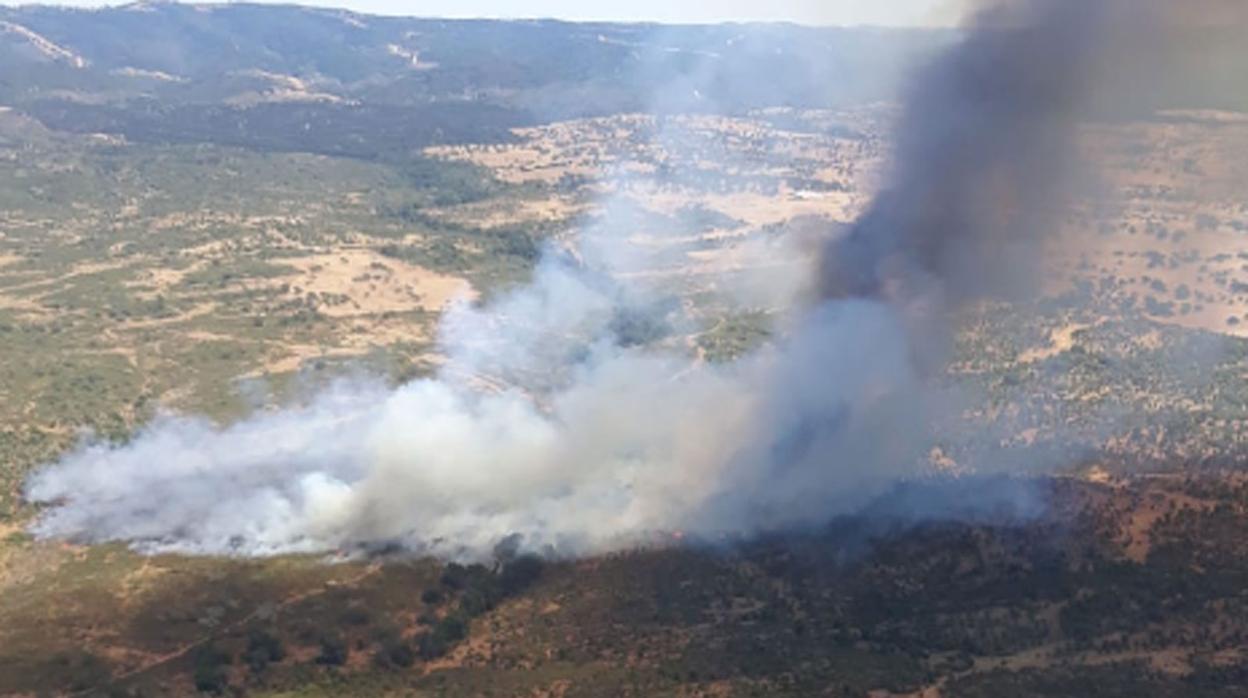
[{"x1": 26, "y1": 0, "x2": 1192, "y2": 558}]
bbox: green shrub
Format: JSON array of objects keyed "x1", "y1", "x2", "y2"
[
  {"x1": 500, "y1": 554, "x2": 544, "y2": 596},
  {"x1": 244, "y1": 629, "x2": 285, "y2": 673},
  {"x1": 419, "y1": 614, "x2": 468, "y2": 660},
  {"x1": 315, "y1": 632, "x2": 349, "y2": 666},
  {"x1": 193, "y1": 645, "x2": 231, "y2": 694},
  {"x1": 376, "y1": 635, "x2": 416, "y2": 669},
  {"x1": 421, "y1": 587, "x2": 445, "y2": 605}
]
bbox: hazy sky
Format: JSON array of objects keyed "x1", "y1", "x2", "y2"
[{"x1": 0, "y1": 0, "x2": 961, "y2": 26}]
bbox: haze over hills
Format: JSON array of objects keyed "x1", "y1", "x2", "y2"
[
  {"x1": 0, "y1": 2, "x2": 954, "y2": 158},
  {"x1": 1, "y1": 3, "x2": 1243, "y2": 157}
]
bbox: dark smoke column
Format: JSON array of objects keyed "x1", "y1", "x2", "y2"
[
  {"x1": 819, "y1": 0, "x2": 1112, "y2": 321},
  {"x1": 711, "y1": 0, "x2": 1168, "y2": 530}
]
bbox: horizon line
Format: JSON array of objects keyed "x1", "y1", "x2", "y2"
[{"x1": 0, "y1": 0, "x2": 961, "y2": 28}]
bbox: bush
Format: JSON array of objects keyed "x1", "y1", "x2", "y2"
[
  {"x1": 418, "y1": 633, "x2": 449, "y2": 660},
  {"x1": 340, "y1": 606, "x2": 371, "y2": 626},
  {"x1": 193, "y1": 645, "x2": 231, "y2": 694},
  {"x1": 440, "y1": 562, "x2": 467, "y2": 590},
  {"x1": 244, "y1": 629, "x2": 285, "y2": 673},
  {"x1": 459, "y1": 585, "x2": 498, "y2": 616},
  {"x1": 315, "y1": 632, "x2": 349, "y2": 666},
  {"x1": 421, "y1": 588, "x2": 445, "y2": 605},
  {"x1": 500, "y1": 554, "x2": 544, "y2": 596},
  {"x1": 436, "y1": 614, "x2": 468, "y2": 644},
  {"x1": 376, "y1": 636, "x2": 417, "y2": 669},
  {"x1": 486, "y1": 227, "x2": 541, "y2": 262},
  {"x1": 609, "y1": 307, "x2": 671, "y2": 348},
  {"x1": 419, "y1": 614, "x2": 468, "y2": 660}
]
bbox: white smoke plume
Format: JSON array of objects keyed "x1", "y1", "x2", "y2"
[
  {"x1": 27, "y1": 206, "x2": 923, "y2": 557},
  {"x1": 25, "y1": 0, "x2": 1205, "y2": 558}
]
